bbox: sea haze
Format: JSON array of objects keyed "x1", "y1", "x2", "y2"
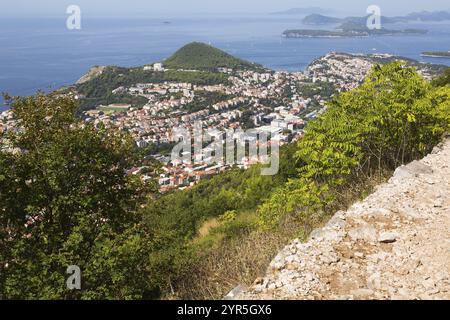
[{"x1": 1, "y1": 15, "x2": 450, "y2": 110}]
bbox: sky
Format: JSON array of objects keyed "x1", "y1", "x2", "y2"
[{"x1": 1, "y1": 0, "x2": 449, "y2": 18}]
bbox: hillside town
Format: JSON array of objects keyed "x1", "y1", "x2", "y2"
[{"x1": 1, "y1": 52, "x2": 441, "y2": 192}]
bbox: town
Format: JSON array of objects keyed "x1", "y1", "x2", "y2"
[{"x1": 1, "y1": 51, "x2": 442, "y2": 192}]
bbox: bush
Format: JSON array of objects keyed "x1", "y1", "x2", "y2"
[{"x1": 0, "y1": 93, "x2": 156, "y2": 299}]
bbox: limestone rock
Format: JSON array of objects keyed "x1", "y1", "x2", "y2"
[{"x1": 378, "y1": 232, "x2": 399, "y2": 243}]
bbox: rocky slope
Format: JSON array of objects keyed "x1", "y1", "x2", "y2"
[{"x1": 233, "y1": 138, "x2": 450, "y2": 300}]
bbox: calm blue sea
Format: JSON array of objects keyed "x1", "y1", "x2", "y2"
[{"x1": 1, "y1": 15, "x2": 450, "y2": 111}]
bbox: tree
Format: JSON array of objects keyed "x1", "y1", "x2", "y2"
[
  {"x1": 0, "y1": 93, "x2": 155, "y2": 299},
  {"x1": 433, "y1": 67, "x2": 450, "y2": 87}
]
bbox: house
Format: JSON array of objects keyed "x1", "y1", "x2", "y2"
[{"x1": 153, "y1": 63, "x2": 164, "y2": 72}]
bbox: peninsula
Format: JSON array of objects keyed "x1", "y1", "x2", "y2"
[{"x1": 422, "y1": 51, "x2": 450, "y2": 59}]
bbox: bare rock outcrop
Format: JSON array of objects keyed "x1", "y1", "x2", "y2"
[
  {"x1": 76, "y1": 66, "x2": 106, "y2": 85},
  {"x1": 236, "y1": 138, "x2": 450, "y2": 300}
]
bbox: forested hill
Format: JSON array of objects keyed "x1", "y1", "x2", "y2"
[{"x1": 163, "y1": 42, "x2": 264, "y2": 71}]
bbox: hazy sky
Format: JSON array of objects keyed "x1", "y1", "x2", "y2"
[{"x1": 1, "y1": 0, "x2": 449, "y2": 18}]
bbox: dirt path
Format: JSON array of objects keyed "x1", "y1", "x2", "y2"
[{"x1": 235, "y1": 139, "x2": 450, "y2": 300}]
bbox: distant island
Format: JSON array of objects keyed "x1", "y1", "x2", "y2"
[
  {"x1": 271, "y1": 7, "x2": 332, "y2": 16},
  {"x1": 422, "y1": 51, "x2": 450, "y2": 58},
  {"x1": 302, "y1": 14, "x2": 342, "y2": 25},
  {"x1": 283, "y1": 20, "x2": 428, "y2": 39},
  {"x1": 301, "y1": 10, "x2": 450, "y2": 25},
  {"x1": 282, "y1": 11, "x2": 445, "y2": 39},
  {"x1": 283, "y1": 11, "x2": 436, "y2": 39}
]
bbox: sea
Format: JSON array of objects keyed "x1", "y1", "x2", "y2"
[{"x1": 1, "y1": 14, "x2": 450, "y2": 111}]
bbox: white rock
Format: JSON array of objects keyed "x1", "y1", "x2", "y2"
[
  {"x1": 348, "y1": 224, "x2": 377, "y2": 242},
  {"x1": 379, "y1": 231, "x2": 399, "y2": 243}
]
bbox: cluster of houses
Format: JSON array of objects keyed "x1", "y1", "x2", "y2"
[
  {"x1": 307, "y1": 52, "x2": 376, "y2": 91},
  {"x1": 2, "y1": 55, "x2": 387, "y2": 192},
  {"x1": 78, "y1": 65, "x2": 329, "y2": 191}
]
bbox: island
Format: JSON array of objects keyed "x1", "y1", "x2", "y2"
[
  {"x1": 283, "y1": 25, "x2": 428, "y2": 38},
  {"x1": 284, "y1": 18, "x2": 428, "y2": 39},
  {"x1": 422, "y1": 51, "x2": 450, "y2": 59},
  {"x1": 302, "y1": 14, "x2": 342, "y2": 25},
  {"x1": 301, "y1": 10, "x2": 450, "y2": 26}
]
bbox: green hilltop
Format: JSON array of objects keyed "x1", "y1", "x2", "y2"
[{"x1": 163, "y1": 42, "x2": 264, "y2": 71}]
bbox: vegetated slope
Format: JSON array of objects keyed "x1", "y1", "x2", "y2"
[
  {"x1": 302, "y1": 14, "x2": 343, "y2": 25},
  {"x1": 75, "y1": 66, "x2": 228, "y2": 112},
  {"x1": 163, "y1": 42, "x2": 264, "y2": 71},
  {"x1": 237, "y1": 138, "x2": 450, "y2": 300}
]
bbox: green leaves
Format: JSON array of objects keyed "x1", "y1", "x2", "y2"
[
  {"x1": 258, "y1": 62, "x2": 450, "y2": 229},
  {"x1": 432, "y1": 67, "x2": 450, "y2": 87},
  {"x1": 0, "y1": 93, "x2": 153, "y2": 299}
]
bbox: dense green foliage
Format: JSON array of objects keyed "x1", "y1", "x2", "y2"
[
  {"x1": 433, "y1": 67, "x2": 450, "y2": 87},
  {"x1": 0, "y1": 94, "x2": 296, "y2": 299},
  {"x1": 79, "y1": 93, "x2": 148, "y2": 112},
  {"x1": 259, "y1": 62, "x2": 450, "y2": 228},
  {"x1": 302, "y1": 13, "x2": 342, "y2": 25},
  {"x1": 144, "y1": 142, "x2": 297, "y2": 237},
  {"x1": 139, "y1": 142, "x2": 178, "y2": 157},
  {"x1": 76, "y1": 66, "x2": 229, "y2": 112},
  {"x1": 0, "y1": 94, "x2": 157, "y2": 299},
  {"x1": 298, "y1": 81, "x2": 337, "y2": 99},
  {"x1": 163, "y1": 42, "x2": 264, "y2": 72}
]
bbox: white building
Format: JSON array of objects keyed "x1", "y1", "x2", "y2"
[{"x1": 153, "y1": 63, "x2": 164, "y2": 72}]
